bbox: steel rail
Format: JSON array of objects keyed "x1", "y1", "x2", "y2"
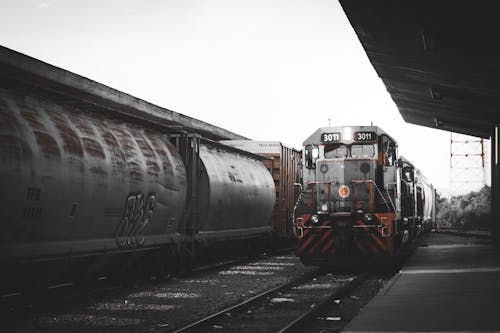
[
  {"x1": 277, "y1": 271, "x2": 373, "y2": 333},
  {"x1": 172, "y1": 269, "x2": 320, "y2": 333}
]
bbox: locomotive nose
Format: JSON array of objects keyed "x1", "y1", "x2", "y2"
[{"x1": 315, "y1": 159, "x2": 377, "y2": 214}]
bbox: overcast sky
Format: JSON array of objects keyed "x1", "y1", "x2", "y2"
[{"x1": 0, "y1": 0, "x2": 490, "y2": 196}]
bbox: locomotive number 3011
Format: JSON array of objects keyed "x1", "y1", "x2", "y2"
[
  {"x1": 354, "y1": 131, "x2": 376, "y2": 142},
  {"x1": 321, "y1": 131, "x2": 376, "y2": 143},
  {"x1": 321, "y1": 132, "x2": 340, "y2": 142}
]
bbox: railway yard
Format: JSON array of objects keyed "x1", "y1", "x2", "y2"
[
  {"x1": 2, "y1": 2, "x2": 500, "y2": 332},
  {"x1": 0, "y1": 232, "x2": 487, "y2": 332},
  {"x1": 1, "y1": 250, "x2": 388, "y2": 332}
]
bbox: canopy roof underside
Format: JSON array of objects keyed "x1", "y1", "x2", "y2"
[{"x1": 340, "y1": 0, "x2": 500, "y2": 138}]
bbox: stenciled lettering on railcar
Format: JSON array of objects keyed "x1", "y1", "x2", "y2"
[{"x1": 115, "y1": 192, "x2": 156, "y2": 248}]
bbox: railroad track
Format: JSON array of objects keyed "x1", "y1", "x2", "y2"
[
  {"x1": 173, "y1": 269, "x2": 374, "y2": 333},
  {"x1": 0, "y1": 249, "x2": 295, "y2": 316}
]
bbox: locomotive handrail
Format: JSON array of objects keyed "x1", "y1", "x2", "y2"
[{"x1": 373, "y1": 181, "x2": 396, "y2": 213}]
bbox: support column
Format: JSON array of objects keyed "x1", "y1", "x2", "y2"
[{"x1": 492, "y1": 126, "x2": 499, "y2": 247}]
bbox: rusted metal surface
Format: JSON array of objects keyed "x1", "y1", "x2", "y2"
[
  {"x1": 0, "y1": 87, "x2": 187, "y2": 260},
  {"x1": 196, "y1": 142, "x2": 275, "y2": 239}
]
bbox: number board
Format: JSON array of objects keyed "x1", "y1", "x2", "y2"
[
  {"x1": 354, "y1": 131, "x2": 377, "y2": 142},
  {"x1": 321, "y1": 132, "x2": 341, "y2": 142}
]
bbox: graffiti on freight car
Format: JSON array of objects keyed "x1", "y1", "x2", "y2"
[{"x1": 115, "y1": 192, "x2": 156, "y2": 248}]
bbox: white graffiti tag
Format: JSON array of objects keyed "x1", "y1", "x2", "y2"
[{"x1": 115, "y1": 192, "x2": 156, "y2": 248}]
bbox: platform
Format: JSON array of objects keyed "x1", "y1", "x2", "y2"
[{"x1": 343, "y1": 232, "x2": 500, "y2": 332}]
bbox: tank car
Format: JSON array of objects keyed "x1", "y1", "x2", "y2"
[{"x1": 293, "y1": 125, "x2": 434, "y2": 266}]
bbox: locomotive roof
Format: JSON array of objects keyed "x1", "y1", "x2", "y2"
[
  {"x1": 303, "y1": 125, "x2": 397, "y2": 145},
  {"x1": 398, "y1": 155, "x2": 415, "y2": 168},
  {"x1": 415, "y1": 167, "x2": 432, "y2": 187}
]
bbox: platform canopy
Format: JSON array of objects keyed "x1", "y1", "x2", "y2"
[{"x1": 340, "y1": 0, "x2": 500, "y2": 138}]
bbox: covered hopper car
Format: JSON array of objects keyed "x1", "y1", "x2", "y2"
[
  {"x1": 0, "y1": 46, "x2": 276, "y2": 293},
  {"x1": 220, "y1": 140, "x2": 301, "y2": 246}
]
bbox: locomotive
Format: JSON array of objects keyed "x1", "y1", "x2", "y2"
[
  {"x1": 293, "y1": 125, "x2": 435, "y2": 266},
  {"x1": 0, "y1": 46, "x2": 297, "y2": 293}
]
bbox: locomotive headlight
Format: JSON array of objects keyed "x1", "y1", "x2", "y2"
[
  {"x1": 339, "y1": 185, "x2": 350, "y2": 198},
  {"x1": 321, "y1": 203, "x2": 329, "y2": 212},
  {"x1": 343, "y1": 127, "x2": 353, "y2": 141},
  {"x1": 311, "y1": 215, "x2": 319, "y2": 223}
]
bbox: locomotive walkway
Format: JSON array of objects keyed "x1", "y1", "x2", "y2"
[{"x1": 343, "y1": 232, "x2": 500, "y2": 332}]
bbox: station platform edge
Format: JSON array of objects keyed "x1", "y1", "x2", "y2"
[{"x1": 343, "y1": 232, "x2": 500, "y2": 333}]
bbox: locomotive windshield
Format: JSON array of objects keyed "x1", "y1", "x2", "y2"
[
  {"x1": 324, "y1": 144, "x2": 348, "y2": 158},
  {"x1": 324, "y1": 143, "x2": 375, "y2": 159},
  {"x1": 351, "y1": 144, "x2": 375, "y2": 158}
]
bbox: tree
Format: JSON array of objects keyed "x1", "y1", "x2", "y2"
[{"x1": 436, "y1": 185, "x2": 491, "y2": 230}]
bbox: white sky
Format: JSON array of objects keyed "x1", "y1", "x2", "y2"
[{"x1": 0, "y1": 0, "x2": 490, "y2": 196}]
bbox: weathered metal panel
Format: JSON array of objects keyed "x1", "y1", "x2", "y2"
[
  {"x1": 197, "y1": 142, "x2": 275, "y2": 238},
  {"x1": 0, "y1": 88, "x2": 187, "y2": 260}
]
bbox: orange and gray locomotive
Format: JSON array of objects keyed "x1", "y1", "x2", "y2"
[{"x1": 293, "y1": 125, "x2": 435, "y2": 266}]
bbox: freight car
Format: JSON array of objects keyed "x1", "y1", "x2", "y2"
[
  {"x1": 293, "y1": 125, "x2": 435, "y2": 266},
  {"x1": 173, "y1": 137, "x2": 276, "y2": 264},
  {"x1": 0, "y1": 46, "x2": 275, "y2": 293},
  {"x1": 415, "y1": 168, "x2": 437, "y2": 232},
  {"x1": 220, "y1": 140, "x2": 301, "y2": 246}
]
